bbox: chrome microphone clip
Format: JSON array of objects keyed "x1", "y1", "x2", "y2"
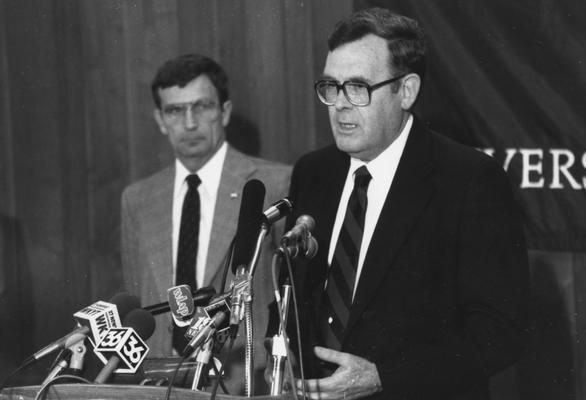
[{"x1": 263, "y1": 198, "x2": 293, "y2": 225}]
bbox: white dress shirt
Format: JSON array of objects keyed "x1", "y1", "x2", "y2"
[
  {"x1": 172, "y1": 142, "x2": 227, "y2": 287},
  {"x1": 327, "y1": 115, "x2": 413, "y2": 299}
]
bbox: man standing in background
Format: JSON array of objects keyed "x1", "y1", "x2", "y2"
[{"x1": 121, "y1": 54, "x2": 290, "y2": 394}]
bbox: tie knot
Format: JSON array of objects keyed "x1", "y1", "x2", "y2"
[
  {"x1": 186, "y1": 174, "x2": 201, "y2": 190},
  {"x1": 354, "y1": 166, "x2": 371, "y2": 189}
]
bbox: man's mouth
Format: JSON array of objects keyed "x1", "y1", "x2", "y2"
[{"x1": 338, "y1": 122, "x2": 358, "y2": 130}]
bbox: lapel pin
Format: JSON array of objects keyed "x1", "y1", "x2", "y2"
[{"x1": 230, "y1": 192, "x2": 238, "y2": 199}]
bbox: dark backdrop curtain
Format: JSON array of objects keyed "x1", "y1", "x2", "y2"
[
  {"x1": 1, "y1": 0, "x2": 585, "y2": 398},
  {"x1": 357, "y1": 1, "x2": 586, "y2": 399},
  {"x1": 359, "y1": 0, "x2": 586, "y2": 251},
  {"x1": 0, "y1": 0, "x2": 351, "y2": 382}
]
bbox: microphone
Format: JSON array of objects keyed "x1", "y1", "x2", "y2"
[
  {"x1": 181, "y1": 311, "x2": 227, "y2": 357},
  {"x1": 281, "y1": 235, "x2": 318, "y2": 259},
  {"x1": 23, "y1": 293, "x2": 140, "y2": 366},
  {"x1": 75, "y1": 293, "x2": 141, "y2": 348},
  {"x1": 203, "y1": 292, "x2": 232, "y2": 333},
  {"x1": 281, "y1": 215, "x2": 316, "y2": 245},
  {"x1": 263, "y1": 198, "x2": 293, "y2": 224},
  {"x1": 94, "y1": 308, "x2": 155, "y2": 383},
  {"x1": 231, "y1": 179, "x2": 266, "y2": 274},
  {"x1": 143, "y1": 286, "x2": 216, "y2": 316},
  {"x1": 167, "y1": 284, "x2": 196, "y2": 327}
]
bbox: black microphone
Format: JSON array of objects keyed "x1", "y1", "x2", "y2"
[
  {"x1": 181, "y1": 311, "x2": 227, "y2": 357},
  {"x1": 94, "y1": 308, "x2": 156, "y2": 383},
  {"x1": 281, "y1": 215, "x2": 316, "y2": 245},
  {"x1": 231, "y1": 179, "x2": 266, "y2": 274},
  {"x1": 143, "y1": 286, "x2": 216, "y2": 316},
  {"x1": 23, "y1": 293, "x2": 140, "y2": 366},
  {"x1": 263, "y1": 198, "x2": 293, "y2": 224}
]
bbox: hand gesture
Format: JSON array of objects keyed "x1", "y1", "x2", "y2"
[{"x1": 296, "y1": 346, "x2": 382, "y2": 399}]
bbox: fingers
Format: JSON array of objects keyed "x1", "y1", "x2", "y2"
[
  {"x1": 296, "y1": 374, "x2": 342, "y2": 396},
  {"x1": 294, "y1": 349, "x2": 382, "y2": 400},
  {"x1": 314, "y1": 346, "x2": 349, "y2": 366},
  {"x1": 296, "y1": 378, "x2": 339, "y2": 400}
]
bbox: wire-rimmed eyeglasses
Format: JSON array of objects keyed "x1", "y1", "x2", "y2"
[{"x1": 161, "y1": 100, "x2": 221, "y2": 124}]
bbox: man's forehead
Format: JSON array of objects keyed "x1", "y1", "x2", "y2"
[
  {"x1": 323, "y1": 35, "x2": 390, "y2": 80},
  {"x1": 158, "y1": 75, "x2": 218, "y2": 104}
]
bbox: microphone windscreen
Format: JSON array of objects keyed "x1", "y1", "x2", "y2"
[
  {"x1": 108, "y1": 292, "x2": 141, "y2": 320},
  {"x1": 123, "y1": 309, "x2": 156, "y2": 341},
  {"x1": 232, "y1": 179, "x2": 266, "y2": 272}
]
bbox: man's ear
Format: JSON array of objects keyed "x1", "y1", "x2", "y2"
[
  {"x1": 221, "y1": 100, "x2": 233, "y2": 127},
  {"x1": 400, "y1": 73, "x2": 421, "y2": 110},
  {"x1": 153, "y1": 108, "x2": 168, "y2": 135}
]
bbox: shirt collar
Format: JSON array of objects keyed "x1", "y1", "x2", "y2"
[{"x1": 174, "y1": 141, "x2": 228, "y2": 190}]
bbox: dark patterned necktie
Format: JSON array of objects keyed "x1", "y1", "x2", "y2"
[
  {"x1": 173, "y1": 174, "x2": 201, "y2": 353},
  {"x1": 321, "y1": 165, "x2": 371, "y2": 350}
]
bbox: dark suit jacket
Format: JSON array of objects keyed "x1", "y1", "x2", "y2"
[{"x1": 281, "y1": 117, "x2": 529, "y2": 400}]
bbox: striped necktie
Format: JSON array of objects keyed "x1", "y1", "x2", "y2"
[{"x1": 321, "y1": 165, "x2": 371, "y2": 350}]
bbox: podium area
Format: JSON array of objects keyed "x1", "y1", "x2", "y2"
[{"x1": 0, "y1": 384, "x2": 294, "y2": 400}]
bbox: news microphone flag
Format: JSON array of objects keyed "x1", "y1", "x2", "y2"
[
  {"x1": 93, "y1": 309, "x2": 154, "y2": 379},
  {"x1": 94, "y1": 327, "x2": 149, "y2": 374},
  {"x1": 167, "y1": 284, "x2": 195, "y2": 327},
  {"x1": 73, "y1": 300, "x2": 121, "y2": 348}
]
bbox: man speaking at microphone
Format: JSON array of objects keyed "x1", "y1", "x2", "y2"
[
  {"x1": 270, "y1": 8, "x2": 529, "y2": 400},
  {"x1": 121, "y1": 54, "x2": 290, "y2": 394}
]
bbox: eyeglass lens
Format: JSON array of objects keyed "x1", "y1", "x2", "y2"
[
  {"x1": 162, "y1": 101, "x2": 220, "y2": 123},
  {"x1": 317, "y1": 82, "x2": 369, "y2": 106}
]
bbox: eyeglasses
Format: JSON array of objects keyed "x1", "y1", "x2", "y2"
[
  {"x1": 314, "y1": 74, "x2": 406, "y2": 107},
  {"x1": 161, "y1": 100, "x2": 221, "y2": 124}
]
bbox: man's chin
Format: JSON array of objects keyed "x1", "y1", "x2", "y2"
[
  {"x1": 333, "y1": 137, "x2": 362, "y2": 155},
  {"x1": 178, "y1": 144, "x2": 208, "y2": 158}
]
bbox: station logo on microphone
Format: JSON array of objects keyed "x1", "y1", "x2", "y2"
[{"x1": 94, "y1": 327, "x2": 149, "y2": 373}]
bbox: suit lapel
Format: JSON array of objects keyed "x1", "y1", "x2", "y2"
[
  {"x1": 203, "y1": 146, "x2": 257, "y2": 287},
  {"x1": 308, "y1": 149, "x2": 350, "y2": 318},
  {"x1": 345, "y1": 119, "x2": 436, "y2": 334},
  {"x1": 314, "y1": 150, "x2": 350, "y2": 258},
  {"x1": 144, "y1": 166, "x2": 174, "y2": 301}
]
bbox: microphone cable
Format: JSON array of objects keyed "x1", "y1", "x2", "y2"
[
  {"x1": 219, "y1": 236, "x2": 236, "y2": 293},
  {"x1": 163, "y1": 334, "x2": 231, "y2": 400},
  {"x1": 33, "y1": 374, "x2": 90, "y2": 400},
  {"x1": 0, "y1": 362, "x2": 28, "y2": 392},
  {"x1": 271, "y1": 250, "x2": 306, "y2": 400},
  {"x1": 0, "y1": 342, "x2": 73, "y2": 391},
  {"x1": 209, "y1": 333, "x2": 236, "y2": 400},
  {"x1": 163, "y1": 353, "x2": 188, "y2": 400}
]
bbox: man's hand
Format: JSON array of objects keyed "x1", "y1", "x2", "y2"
[{"x1": 296, "y1": 346, "x2": 382, "y2": 399}]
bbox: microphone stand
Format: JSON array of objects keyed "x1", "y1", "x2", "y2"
[
  {"x1": 233, "y1": 221, "x2": 270, "y2": 397},
  {"x1": 248, "y1": 222, "x2": 269, "y2": 277},
  {"x1": 191, "y1": 338, "x2": 214, "y2": 390},
  {"x1": 270, "y1": 282, "x2": 292, "y2": 395},
  {"x1": 42, "y1": 339, "x2": 86, "y2": 385},
  {"x1": 67, "y1": 340, "x2": 87, "y2": 374},
  {"x1": 42, "y1": 349, "x2": 71, "y2": 385}
]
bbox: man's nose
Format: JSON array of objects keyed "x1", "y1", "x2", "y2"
[
  {"x1": 184, "y1": 106, "x2": 198, "y2": 129},
  {"x1": 333, "y1": 87, "x2": 352, "y2": 110}
]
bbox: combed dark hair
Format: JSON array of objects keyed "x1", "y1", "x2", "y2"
[
  {"x1": 328, "y1": 7, "x2": 426, "y2": 81},
  {"x1": 151, "y1": 54, "x2": 229, "y2": 108}
]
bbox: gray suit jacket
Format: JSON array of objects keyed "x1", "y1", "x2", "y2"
[{"x1": 121, "y1": 145, "x2": 291, "y2": 394}]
